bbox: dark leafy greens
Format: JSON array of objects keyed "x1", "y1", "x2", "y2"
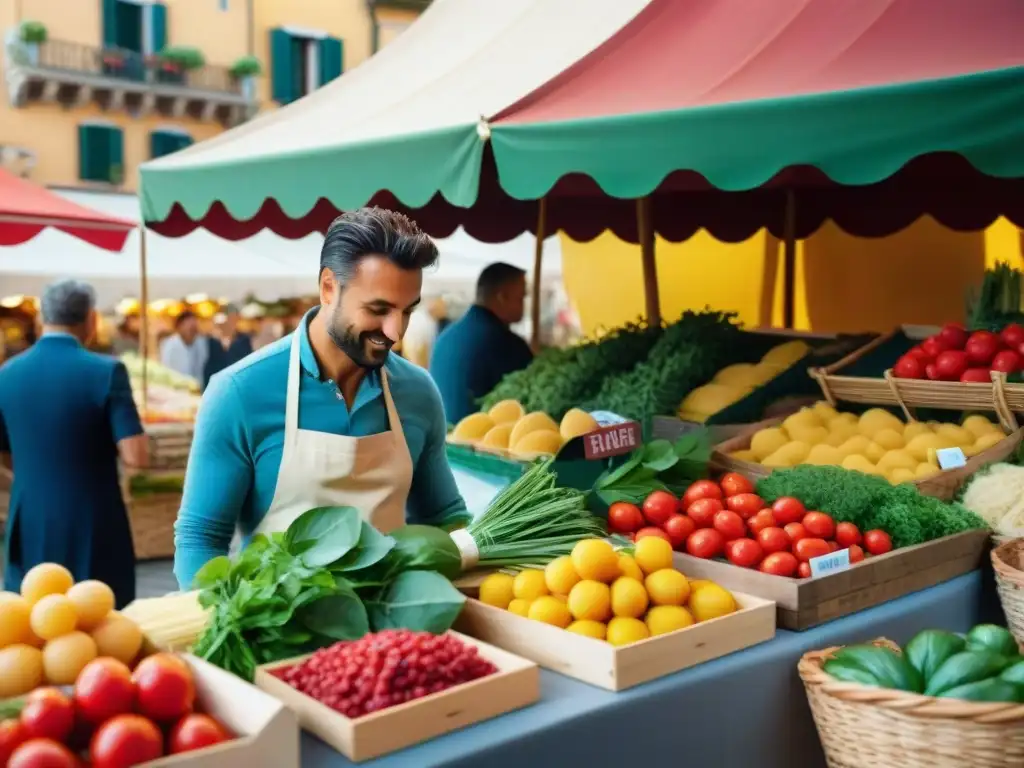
[{"x1": 593, "y1": 431, "x2": 711, "y2": 507}]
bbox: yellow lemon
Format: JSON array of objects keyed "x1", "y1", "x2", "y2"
[
  {"x1": 513, "y1": 569, "x2": 549, "y2": 601},
  {"x1": 606, "y1": 617, "x2": 650, "y2": 646},
  {"x1": 478, "y1": 573, "x2": 515, "y2": 609},
  {"x1": 644, "y1": 569, "x2": 690, "y2": 606},
  {"x1": 687, "y1": 579, "x2": 715, "y2": 593},
  {"x1": 570, "y1": 539, "x2": 621, "y2": 583},
  {"x1": 30, "y1": 594, "x2": 77, "y2": 641},
  {"x1": 566, "y1": 620, "x2": 607, "y2": 640},
  {"x1": 617, "y1": 554, "x2": 645, "y2": 582},
  {"x1": 544, "y1": 556, "x2": 581, "y2": 595},
  {"x1": 507, "y1": 598, "x2": 532, "y2": 617},
  {"x1": 610, "y1": 577, "x2": 649, "y2": 619},
  {"x1": 567, "y1": 580, "x2": 612, "y2": 622},
  {"x1": 20, "y1": 563, "x2": 73, "y2": 606},
  {"x1": 645, "y1": 605, "x2": 695, "y2": 636},
  {"x1": 527, "y1": 596, "x2": 571, "y2": 628},
  {"x1": 633, "y1": 536, "x2": 673, "y2": 575},
  {"x1": 688, "y1": 583, "x2": 738, "y2": 622},
  {"x1": 0, "y1": 595, "x2": 32, "y2": 648}
]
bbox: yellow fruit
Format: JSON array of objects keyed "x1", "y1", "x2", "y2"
[
  {"x1": 841, "y1": 454, "x2": 880, "y2": 476},
  {"x1": 887, "y1": 467, "x2": 916, "y2": 484},
  {"x1": 813, "y1": 402, "x2": 839, "y2": 422},
  {"x1": 544, "y1": 556, "x2": 581, "y2": 596},
  {"x1": 0, "y1": 595, "x2": 32, "y2": 648},
  {"x1": 876, "y1": 449, "x2": 917, "y2": 472},
  {"x1": 480, "y1": 424, "x2": 514, "y2": 450},
  {"x1": 479, "y1": 573, "x2": 516, "y2": 609},
  {"x1": 571, "y1": 539, "x2": 621, "y2": 583},
  {"x1": 837, "y1": 435, "x2": 871, "y2": 457},
  {"x1": 824, "y1": 423, "x2": 859, "y2": 447},
  {"x1": 633, "y1": 536, "x2": 673, "y2": 575},
  {"x1": 688, "y1": 579, "x2": 715, "y2": 593},
  {"x1": 645, "y1": 605, "x2": 695, "y2": 636},
  {"x1": 559, "y1": 408, "x2": 599, "y2": 441},
  {"x1": 873, "y1": 428, "x2": 905, "y2": 451},
  {"x1": 863, "y1": 441, "x2": 885, "y2": 463},
  {"x1": 90, "y1": 612, "x2": 143, "y2": 665},
  {"x1": 42, "y1": 631, "x2": 98, "y2": 685},
  {"x1": 30, "y1": 594, "x2": 77, "y2": 640},
  {"x1": 488, "y1": 399, "x2": 525, "y2": 424},
  {"x1": 762, "y1": 441, "x2": 810, "y2": 467},
  {"x1": 830, "y1": 412, "x2": 859, "y2": 428},
  {"x1": 511, "y1": 429, "x2": 563, "y2": 458},
  {"x1": 508, "y1": 598, "x2": 532, "y2": 617},
  {"x1": 610, "y1": 577, "x2": 649, "y2": 619},
  {"x1": 729, "y1": 449, "x2": 757, "y2": 462},
  {"x1": 679, "y1": 383, "x2": 748, "y2": 417},
  {"x1": 527, "y1": 596, "x2": 572, "y2": 628},
  {"x1": 974, "y1": 432, "x2": 1006, "y2": 453},
  {"x1": 788, "y1": 425, "x2": 829, "y2": 446},
  {"x1": 749, "y1": 427, "x2": 789, "y2": 460},
  {"x1": 688, "y1": 583, "x2": 738, "y2": 622},
  {"x1": 512, "y1": 569, "x2": 549, "y2": 601},
  {"x1": 566, "y1": 620, "x2": 607, "y2": 640},
  {"x1": 713, "y1": 363, "x2": 763, "y2": 388},
  {"x1": 567, "y1": 580, "x2": 612, "y2": 622},
  {"x1": 915, "y1": 462, "x2": 940, "y2": 479},
  {"x1": 509, "y1": 412, "x2": 559, "y2": 448},
  {"x1": 0, "y1": 644, "x2": 44, "y2": 698},
  {"x1": 903, "y1": 421, "x2": 932, "y2": 440},
  {"x1": 905, "y1": 433, "x2": 947, "y2": 462},
  {"x1": 617, "y1": 554, "x2": 644, "y2": 582},
  {"x1": 962, "y1": 414, "x2": 999, "y2": 438},
  {"x1": 936, "y1": 424, "x2": 973, "y2": 447},
  {"x1": 805, "y1": 444, "x2": 842, "y2": 466},
  {"x1": 783, "y1": 408, "x2": 823, "y2": 434},
  {"x1": 644, "y1": 569, "x2": 691, "y2": 606},
  {"x1": 858, "y1": 408, "x2": 904, "y2": 437},
  {"x1": 65, "y1": 581, "x2": 115, "y2": 632},
  {"x1": 606, "y1": 617, "x2": 650, "y2": 646},
  {"x1": 20, "y1": 563, "x2": 73, "y2": 605},
  {"x1": 762, "y1": 340, "x2": 811, "y2": 368},
  {"x1": 452, "y1": 412, "x2": 496, "y2": 441}
]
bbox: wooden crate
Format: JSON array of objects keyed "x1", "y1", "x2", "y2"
[
  {"x1": 672, "y1": 530, "x2": 990, "y2": 631},
  {"x1": 453, "y1": 591, "x2": 775, "y2": 692},
  {"x1": 146, "y1": 422, "x2": 194, "y2": 471},
  {"x1": 253, "y1": 632, "x2": 539, "y2": 763},
  {"x1": 150, "y1": 654, "x2": 299, "y2": 768}
]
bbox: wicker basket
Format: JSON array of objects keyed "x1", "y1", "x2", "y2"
[
  {"x1": 991, "y1": 539, "x2": 1024, "y2": 648},
  {"x1": 800, "y1": 638, "x2": 1024, "y2": 768},
  {"x1": 711, "y1": 418, "x2": 1024, "y2": 501}
]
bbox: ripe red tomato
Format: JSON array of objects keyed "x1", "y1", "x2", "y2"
[
  {"x1": 682, "y1": 479, "x2": 723, "y2": 509},
  {"x1": 863, "y1": 529, "x2": 893, "y2": 556},
  {"x1": 747, "y1": 509, "x2": 776, "y2": 535},
  {"x1": 686, "y1": 497, "x2": 723, "y2": 528},
  {"x1": 893, "y1": 355, "x2": 924, "y2": 380},
  {"x1": 662, "y1": 514, "x2": 696, "y2": 549},
  {"x1": 90, "y1": 715, "x2": 163, "y2": 768},
  {"x1": 794, "y1": 537, "x2": 831, "y2": 562},
  {"x1": 938, "y1": 323, "x2": 969, "y2": 350},
  {"x1": 74, "y1": 658, "x2": 136, "y2": 725},
  {"x1": 20, "y1": 689, "x2": 74, "y2": 743},
  {"x1": 133, "y1": 654, "x2": 195, "y2": 723},
  {"x1": 712, "y1": 510, "x2": 746, "y2": 541},
  {"x1": 905, "y1": 345, "x2": 932, "y2": 363},
  {"x1": 759, "y1": 551, "x2": 799, "y2": 577},
  {"x1": 686, "y1": 528, "x2": 725, "y2": 559},
  {"x1": 783, "y1": 522, "x2": 808, "y2": 544},
  {"x1": 802, "y1": 511, "x2": 835, "y2": 539},
  {"x1": 921, "y1": 335, "x2": 953, "y2": 358},
  {"x1": 1000, "y1": 323, "x2": 1024, "y2": 349},
  {"x1": 635, "y1": 526, "x2": 671, "y2": 543},
  {"x1": 992, "y1": 349, "x2": 1022, "y2": 374},
  {"x1": 168, "y1": 714, "x2": 231, "y2": 755},
  {"x1": 961, "y1": 367, "x2": 992, "y2": 383},
  {"x1": 770, "y1": 497, "x2": 806, "y2": 525},
  {"x1": 725, "y1": 538, "x2": 763, "y2": 568},
  {"x1": 797, "y1": 562, "x2": 812, "y2": 579},
  {"x1": 607, "y1": 502, "x2": 644, "y2": 534},
  {"x1": 965, "y1": 330, "x2": 1002, "y2": 366},
  {"x1": 827, "y1": 541, "x2": 840, "y2": 552},
  {"x1": 641, "y1": 491, "x2": 679, "y2": 527},
  {"x1": 848, "y1": 544, "x2": 866, "y2": 563},
  {"x1": 933, "y1": 350, "x2": 969, "y2": 381},
  {"x1": 756, "y1": 527, "x2": 790, "y2": 555},
  {"x1": 0, "y1": 720, "x2": 28, "y2": 766},
  {"x1": 834, "y1": 522, "x2": 862, "y2": 547},
  {"x1": 9, "y1": 739, "x2": 78, "y2": 768},
  {"x1": 725, "y1": 493, "x2": 764, "y2": 519},
  {"x1": 925, "y1": 363, "x2": 939, "y2": 380},
  {"x1": 718, "y1": 472, "x2": 754, "y2": 497}
]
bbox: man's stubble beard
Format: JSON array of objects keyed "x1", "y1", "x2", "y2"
[{"x1": 326, "y1": 301, "x2": 390, "y2": 370}]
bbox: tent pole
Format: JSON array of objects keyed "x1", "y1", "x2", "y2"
[
  {"x1": 530, "y1": 197, "x2": 548, "y2": 352},
  {"x1": 139, "y1": 226, "x2": 150, "y2": 415},
  {"x1": 636, "y1": 196, "x2": 661, "y2": 326},
  {"x1": 782, "y1": 189, "x2": 797, "y2": 329}
]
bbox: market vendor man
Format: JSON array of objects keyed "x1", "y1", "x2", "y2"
[{"x1": 173, "y1": 208, "x2": 467, "y2": 589}]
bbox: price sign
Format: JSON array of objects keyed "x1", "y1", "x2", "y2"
[
  {"x1": 809, "y1": 547, "x2": 851, "y2": 578},
  {"x1": 583, "y1": 421, "x2": 642, "y2": 460},
  {"x1": 935, "y1": 447, "x2": 967, "y2": 470}
]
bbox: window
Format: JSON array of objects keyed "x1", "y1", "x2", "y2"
[
  {"x1": 150, "y1": 130, "x2": 193, "y2": 159},
  {"x1": 269, "y1": 28, "x2": 343, "y2": 105},
  {"x1": 78, "y1": 124, "x2": 124, "y2": 184},
  {"x1": 101, "y1": 0, "x2": 166, "y2": 80}
]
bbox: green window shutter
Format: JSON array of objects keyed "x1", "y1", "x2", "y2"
[
  {"x1": 106, "y1": 127, "x2": 124, "y2": 183},
  {"x1": 78, "y1": 125, "x2": 121, "y2": 182},
  {"x1": 269, "y1": 28, "x2": 295, "y2": 104},
  {"x1": 175, "y1": 134, "x2": 193, "y2": 152},
  {"x1": 101, "y1": 0, "x2": 118, "y2": 48},
  {"x1": 150, "y1": 131, "x2": 193, "y2": 159},
  {"x1": 318, "y1": 36, "x2": 343, "y2": 86},
  {"x1": 78, "y1": 125, "x2": 96, "y2": 180},
  {"x1": 150, "y1": 1, "x2": 167, "y2": 53}
]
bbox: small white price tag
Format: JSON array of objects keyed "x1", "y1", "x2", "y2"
[
  {"x1": 935, "y1": 447, "x2": 967, "y2": 470},
  {"x1": 809, "y1": 547, "x2": 851, "y2": 578}
]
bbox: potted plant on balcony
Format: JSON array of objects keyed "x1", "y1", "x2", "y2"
[
  {"x1": 156, "y1": 45, "x2": 205, "y2": 82},
  {"x1": 229, "y1": 55, "x2": 261, "y2": 100},
  {"x1": 18, "y1": 20, "x2": 47, "y2": 66}
]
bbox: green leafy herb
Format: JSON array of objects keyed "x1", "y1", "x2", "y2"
[
  {"x1": 594, "y1": 431, "x2": 711, "y2": 506},
  {"x1": 365, "y1": 571, "x2": 467, "y2": 635},
  {"x1": 285, "y1": 505, "x2": 362, "y2": 567},
  {"x1": 330, "y1": 522, "x2": 395, "y2": 573}
]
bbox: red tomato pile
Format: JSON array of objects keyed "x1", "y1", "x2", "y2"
[
  {"x1": 607, "y1": 473, "x2": 895, "y2": 579},
  {"x1": 893, "y1": 323, "x2": 1024, "y2": 382},
  {"x1": 0, "y1": 654, "x2": 232, "y2": 768}
]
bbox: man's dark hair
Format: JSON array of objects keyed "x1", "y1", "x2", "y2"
[
  {"x1": 320, "y1": 207, "x2": 439, "y2": 286},
  {"x1": 175, "y1": 310, "x2": 197, "y2": 329},
  {"x1": 476, "y1": 262, "x2": 526, "y2": 303}
]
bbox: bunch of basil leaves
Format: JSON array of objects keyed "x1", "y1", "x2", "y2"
[
  {"x1": 191, "y1": 506, "x2": 467, "y2": 681},
  {"x1": 592, "y1": 431, "x2": 711, "y2": 507}
]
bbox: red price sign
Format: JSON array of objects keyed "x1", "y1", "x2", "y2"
[{"x1": 583, "y1": 421, "x2": 642, "y2": 460}]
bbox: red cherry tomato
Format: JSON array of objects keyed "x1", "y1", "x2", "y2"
[
  {"x1": 132, "y1": 653, "x2": 195, "y2": 723},
  {"x1": 834, "y1": 522, "x2": 862, "y2": 547},
  {"x1": 863, "y1": 529, "x2": 893, "y2": 556},
  {"x1": 718, "y1": 472, "x2": 754, "y2": 497},
  {"x1": 686, "y1": 528, "x2": 725, "y2": 559},
  {"x1": 725, "y1": 493, "x2": 765, "y2": 519},
  {"x1": 9, "y1": 739, "x2": 78, "y2": 768},
  {"x1": 74, "y1": 658, "x2": 136, "y2": 725},
  {"x1": 770, "y1": 497, "x2": 806, "y2": 525},
  {"x1": 756, "y1": 527, "x2": 790, "y2": 555},
  {"x1": 759, "y1": 551, "x2": 799, "y2": 577},
  {"x1": 783, "y1": 522, "x2": 808, "y2": 544},
  {"x1": 0, "y1": 720, "x2": 28, "y2": 766},
  {"x1": 635, "y1": 526, "x2": 671, "y2": 543},
  {"x1": 607, "y1": 502, "x2": 644, "y2": 534},
  {"x1": 848, "y1": 544, "x2": 866, "y2": 563},
  {"x1": 802, "y1": 511, "x2": 836, "y2": 539},
  {"x1": 794, "y1": 537, "x2": 831, "y2": 562},
  {"x1": 725, "y1": 538, "x2": 763, "y2": 568},
  {"x1": 20, "y1": 689, "x2": 74, "y2": 743},
  {"x1": 168, "y1": 714, "x2": 231, "y2": 755},
  {"x1": 712, "y1": 510, "x2": 746, "y2": 541},
  {"x1": 662, "y1": 514, "x2": 696, "y2": 549},
  {"x1": 747, "y1": 509, "x2": 776, "y2": 535},
  {"x1": 827, "y1": 541, "x2": 840, "y2": 552},
  {"x1": 686, "y1": 497, "x2": 723, "y2": 528},
  {"x1": 641, "y1": 491, "x2": 679, "y2": 527},
  {"x1": 90, "y1": 715, "x2": 164, "y2": 768},
  {"x1": 682, "y1": 480, "x2": 724, "y2": 509},
  {"x1": 797, "y1": 562, "x2": 812, "y2": 579}
]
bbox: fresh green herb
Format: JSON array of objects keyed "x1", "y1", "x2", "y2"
[{"x1": 593, "y1": 432, "x2": 711, "y2": 506}]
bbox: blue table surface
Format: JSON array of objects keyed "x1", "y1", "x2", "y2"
[{"x1": 303, "y1": 568, "x2": 1004, "y2": 768}]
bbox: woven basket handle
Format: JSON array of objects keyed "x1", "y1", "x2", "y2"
[
  {"x1": 882, "y1": 370, "x2": 915, "y2": 423},
  {"x1": 810, "y1": 367, "x2": 837, "y2": 407},
  {"x1": 989, "y1": 371, "x2": 1018, "y2": 432}
]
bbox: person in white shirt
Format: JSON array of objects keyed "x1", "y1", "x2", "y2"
[{"x1": 160, "y1": 310, "x2": 208, "y2": 383}]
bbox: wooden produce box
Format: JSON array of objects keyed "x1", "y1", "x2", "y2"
[
  {"x1": 146, "y1": 421, "x2": 194, "y2": 471},
  {"x1": 672, "y1": 529, "x2": 990, "y2": 631},
  {"x1": 153, "y1": 654, "x2": 300, "y2": 768},
  {"x1": 453, "y1": 592, "x2": 776, "y2": 692},
  {"x1": 253, "y1": 632, "x2": 539, "y2": 764}
]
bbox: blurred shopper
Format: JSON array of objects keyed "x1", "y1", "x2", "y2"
[
  {"x1": 429, "y1": 263, "x2": 533, "y2": 423},
  {"x1": 0, "y1": 279, "x2": 148, "y2": 607},
  {"x1": 160, "y1": 310, "x2": 207, "y2": 384},
  {"x1": 203, "y1": 304, "x2": 253, "y2": 390}
]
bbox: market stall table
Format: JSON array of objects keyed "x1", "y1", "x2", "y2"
[{"x1": 301, "y1": 570, "x2": 1001, "y2": 768}]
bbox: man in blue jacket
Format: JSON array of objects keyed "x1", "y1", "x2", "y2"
[{"x1": 0, "y1": 279, "x2": 149, "y2": 607}]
